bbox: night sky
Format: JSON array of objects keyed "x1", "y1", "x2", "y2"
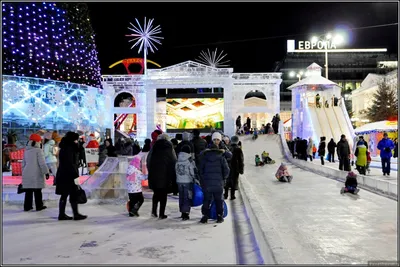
[{"x1": 87, "y1": 2, "x2": 398, "y2": 74}]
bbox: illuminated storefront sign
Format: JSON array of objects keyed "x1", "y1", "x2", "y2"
[{"x1": 287, "y1": 40, "x2": 387, "y2": 53}]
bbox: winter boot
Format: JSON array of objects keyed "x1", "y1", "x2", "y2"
[
  {"x1": 216, "y1": 215, "x2": 224, "y2": 223},
  {"x1": 58, "y1": 200, "x2": 72, "y2": 220},
  {"x1": 340, "y1": 187, "x2": 345, "y2": 194},
  {"x1": 354, "y1": 188, "x2": 360, "y2": 195},
  {"x1": 151, "y1": 201, "x2": 158, "y2": 218},
  {"x1": 132, "y1": 203, "x2": 141, "y2": 217},
  {"x1": 71, "y1": 202, "x2": 87, "y2": 221},
  {"x1": 200, "y1": 215, "x2": 208, "y2": 224},
  {"x1": 182, "y1": 213, "x2": 190, "y2": 221}
]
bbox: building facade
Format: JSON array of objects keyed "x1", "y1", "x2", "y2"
[{"x1": 275, "y1": 51, "x2": 397, "y2": 114}]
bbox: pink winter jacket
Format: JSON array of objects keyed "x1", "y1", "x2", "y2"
[
  {"x1": 275, "y1": 165, "x2": 290, "y2": 179},
  {"x1": 126, "y1": 152, "x2": 148, "y2": 193}
]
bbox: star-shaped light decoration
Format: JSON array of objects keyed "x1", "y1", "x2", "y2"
[{"x1": 196, "y1": 48, "x2": 230, "y2": 68}]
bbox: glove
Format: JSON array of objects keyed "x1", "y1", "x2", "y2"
[
  {"x1": 74, "y1": 178, "x2": 80, "y2": 185},
  {"x1": 194, "y1": 179, "x2": 200, "y2": 186},
  {"x1": 45, "y1": 173, "x2": 50, "y2": 180}
]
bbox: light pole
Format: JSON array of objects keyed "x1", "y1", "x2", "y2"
[
  {"x1": 289, "y1": 70, "x2": 307, "y2": 81},
  {"x1": 311, "y1": 33, "x2": 344, "y2": 79}
]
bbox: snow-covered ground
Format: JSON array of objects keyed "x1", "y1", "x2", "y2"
[
  {"x1": 3, "y1": 195, "x2": 239, "y2": 264},
  {"x1": 239, "y1": 134, "x2": 397, "y2": 264}
]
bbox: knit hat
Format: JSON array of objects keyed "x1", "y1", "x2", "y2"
[
  {"x1": 231, "y1": 135, "x2": 239, "y2": 144},
  {"x1": 29, "y1": 134, "x2": 42, "y2": 142},
  {"x1": 280, "y1": 162, "x2": 286, "y2": 167},
  {"x1": 181, "y1": 145, "x2": 191, "y2": 154},
  {"x1": 347, "y1": 171, "x2": 357, "y2": 178},
  {"x1": 212, "y1": 132, "x2": 222, "y2": 141},
  {"x1": 157, "y1": 133, "x2": 170, "y2": 141},
  {"x1": 144, "y1": 138, "x2": 151, "y2": 145},
  {"x1": 142, "y1": 138, "x2": 151, "y2": 152}
]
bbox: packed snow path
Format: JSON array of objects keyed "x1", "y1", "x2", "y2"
[
  {"x1": 239, "y1": 134, "x2": 397, "y2": 264},
  {"x1": 3, "y1": 193, "x2": 264, "y2": 264}
]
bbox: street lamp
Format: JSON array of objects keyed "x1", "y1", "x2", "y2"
[
  {"x1": 289, "y1": 70, "x2": 306, "y2": 81},
  {"x1": 310, "y1": 32, "x2": 344, "y2": 79}
]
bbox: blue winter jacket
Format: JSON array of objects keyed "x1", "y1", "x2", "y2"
[
  {"x1": 377, "y1": 138, "x2": 395, "y2": 158},
  {"x1": 199, "y1": 148, "x2": 230, "y2": 192}
]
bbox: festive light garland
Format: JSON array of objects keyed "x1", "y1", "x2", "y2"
[{"x1": 2, "y1": 2, "x2": 102, "y2": 88}]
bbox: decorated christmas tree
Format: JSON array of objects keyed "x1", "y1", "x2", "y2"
[
  {"x1": 2, "y1": 2, "x2": 102, "y2": 88},
  {"x1": 367, "y1": 81, "x2": 398, "y2": 122}
]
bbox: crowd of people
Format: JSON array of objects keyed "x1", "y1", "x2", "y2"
[
  {"x1": 235, "y1": 114, "x2": 281, "y2": 136},
  {"x1": 19, "y1": 128, "x2": 245, "y2": 224},
  {"x1": 287, "y1": 132, "x2": 397, "y2": 176}
]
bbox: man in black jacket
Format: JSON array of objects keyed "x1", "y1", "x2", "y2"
[
  {"x1": 337, "y1": 134, "x2": 351, "y2": 171},
  {"x1": 199, "y1": 144, "x2": 230, "y2": 224},
  {"x1": 191, "y1": 129, "x2": 207, "y2": 169},
  {"x1": 224, "y1": 136, "x2": 244, "y2": 200},
  {"x1": 327, "y1": 138, "x2": 337, "y2": 163}
]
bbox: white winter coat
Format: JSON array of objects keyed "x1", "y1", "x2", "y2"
[
  {"x1": 43, "y1": 139, "x2": 57, "y2": 164},
  {"x1": 307, "y1": 139, "x2": 314, "y2": 156},
  {"x1": 126, "y1": 152, "x2": 148, "y2": 193},
  {"x1": 22, "y1": 141, "x2": 49, "y2": 189}
]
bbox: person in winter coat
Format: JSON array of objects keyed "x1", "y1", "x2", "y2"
[
  {"x1": 43, "y1": 135, "x2": 58, "y2": 184},
  {"x1": 272, "y1": 114, "x2": 280, "y2": 134},
  {"x1": 199, "y1": 143, "x2": 230, "y2": 224},
  {"x1": 377, "y1": 132, "x2": 395, "y2": 176},
  {"x1": 246, "y1": 117, "x2": 251, "y2": 130},
  {"x1": 175, "y1": 145, "x2": 199, "y2": 221},
  {"x1": 147, "y1": 133, "x2": 177, "y2": 219},
  {"x1": 340, "y1": 171, "x2": 359, "y2": 194},
  {"x1": 176, "y1": 132, "x2": 195, "y2": 158},
  {"x1": 22, "y1": 134, "x2": 50, "y2": 212},
  {"x1": 318, "y1": 136, "x2": 326, "y2": 165},
  {"x1": 132, "y1": 139, "x2": 141, "y2": 156},
  {"x1": 78, "y1": 137, "x2": 86, "y2": 169},
  {"x1": 306, "y1": 138, "x2": 314, "y2": 161},
  {"x1": 337, "y1": 134, "x2": 351, "y2": 171},
  {"x1": 366, "y1": 151, "x2": 372, "y2": 174},
  {"x1": 394, "y1": 138, "x2": 398, "y2": 158},
  {"x1": 56, "y1": 132, "x2": 87, "y2": 221},
  {"x1": 105, "y1": 138, "x2": 118, "y2": 157},
  {"x1": 355, "y1": 141, "x2": 368, "y2": 175},
  {"x1": 98, "y1": 141, "x2": 108, "y2": 167},
  {"x1": 126, "y1": 140, "x2": 150, "y2": 217},
  {"x1": 327, "y1": 138, "x2": 337, "y2": 163},
  {"x1": 312, "y1": 144, "x2": 317, "y2": 158},
  {"x1": 150, "y1": 129, "x2": 163, "y2": 148},
  {"x1": 236, "y1": 116, "x2": 242, "y2": 132},
  {"x1": 210, "y1": 132, "x2": 233, "y2": 163},
  {"x1": 255, "y1": 155, "x2": 264, "y2": 166},
  {"x1": 121, "y1": 139, "x2": 133, "y2": 156},
  {"x1": 275, "y1": 162, "x2": 293, "y2": 183},
  {"x1": 191, "y1": 129, "x2": 208, "y2": 169},
  {"x1": 224, "y1": 135, "x2": 244, "y2": 200}
]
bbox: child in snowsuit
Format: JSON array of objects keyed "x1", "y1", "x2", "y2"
[
  {"x1": 175, "y1": 145, "x2": 199, "y2": 221},
  {"x1": 126, "y1": 141, "x2": 150, "y2": 217},
  {"x1": 252, "y1": 129, "x2": 258, "y2": 140},
  {"x1": 261, "y1": 151, "x2": 275, "y2": 164},
  {"x1": 255, "y1": 155, "x2": 264, "y2": 166},
  {"x1": 340, "y1": 171, "x2": 360, "y2": 194},
  {"x1": 275, "y1": 163, "x2": 293, "y2": 183}
]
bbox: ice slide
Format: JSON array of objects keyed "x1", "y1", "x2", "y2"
[
  {"x1": 238, "y1": 134, "x2": 397, "y2": 264},
  {"x1": 308, "y1": 104, "x2": 355, "y2": 148}
]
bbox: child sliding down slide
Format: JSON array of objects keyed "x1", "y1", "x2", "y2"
[
  {"x1": 275, "y1": 162, "x2": 293, "y2": 183},
  {"x1": 261, "y1": 151, "x2": 275, "y2": 164},
  {"x1": 340, "y1": 171, "x2": 360, "y2": 194},
  {"x1": 255, "y1": 155, "x2": 264, "y2": 166}
]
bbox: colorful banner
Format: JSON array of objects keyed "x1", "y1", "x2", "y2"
[{"x1": 85, "y1": 148, "x2": 99, "y2": 175}]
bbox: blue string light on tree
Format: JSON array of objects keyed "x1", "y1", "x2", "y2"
[{"x1": 2, "y1": 2, "x2": 102, "y2": 88}]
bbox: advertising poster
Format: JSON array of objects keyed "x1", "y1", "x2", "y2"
[
  {"x1": 85, "y1": 148, "x2": 99, "y2": 175},
  {"x1": 165, "y1": 98, "x2": 224, "y2": 130}
]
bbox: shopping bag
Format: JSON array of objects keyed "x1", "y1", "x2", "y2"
[
  {"x1": 191, "y1": 184, "x2": 204, "y2": 207},
  {"x1": 209, "y1": 200, "x2": 228, "y2": 219}
]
